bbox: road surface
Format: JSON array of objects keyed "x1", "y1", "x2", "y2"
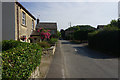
[{"x1": 46, "y1": 40, "x2": 118, "y2": 79}]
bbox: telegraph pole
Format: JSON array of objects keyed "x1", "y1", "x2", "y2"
[
  {"x1": 68, "y1": 22, "x2": 71, "y2": 27},
  {"x1": 68, "y1": 22, "x2": 72, "y2": 40}
]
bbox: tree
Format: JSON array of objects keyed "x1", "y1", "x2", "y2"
[
  {"x1": 57, "y1": 30, "x2": 61, "y2": 38},
  {"x1": 110, "y1": 20, "x2": 118, "y2": 27},
  {"x1": 60, "y1": 29, "x2": 65, "y2": 39},
  {"x1": 118, "y1": 18, "x2": 120, "y2": 28},
  {"x1": 74, "y1": 30, "x2": 88, "y2": 42},
  {"x1": 105, "y1": 20, "x2": 119, "y2": 28},
  {"x1": 65, "y1": 25, "x2": 96, "y2": 40}
]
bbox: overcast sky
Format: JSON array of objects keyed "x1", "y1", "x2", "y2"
[{"x1": 19, "y1": 1, "x2": 119, "y2": 30}]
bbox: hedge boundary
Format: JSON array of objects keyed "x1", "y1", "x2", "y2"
[
  {"x1": 2, "y1": 40, "x2": 42, "y2": 79},
  {"x1": 88, "y1": 29, "x2": 120, "y2": 56}
]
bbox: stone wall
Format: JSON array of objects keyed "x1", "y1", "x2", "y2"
[
  {"x1": 28, "y1": 44, "x2": 56, "y2": 79},
  {"x1": 15, "y1": 2, "x2": 35, "y2": 42},
  {"x1": 42, "y1": 46, "x2": 56, "y2": 55}
]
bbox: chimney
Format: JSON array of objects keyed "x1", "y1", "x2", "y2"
[{"x1": 37, "y1": 19, "x2": 39, "y2": 24}]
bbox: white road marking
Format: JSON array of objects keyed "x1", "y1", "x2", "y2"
[
  {"x1": 60, "y1": 41, "x2": 65, "y2": 78},
  {"x1": 75, "y1": 49, "x2": 77, "y2": 52},
  {"x1": 62, "y1": 68, "x2": 65, "y2": 78}
]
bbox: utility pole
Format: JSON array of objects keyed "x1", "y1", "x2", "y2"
[
  {"x1": 68, "y1": 22, "x2": 72, "y2": 40},
  {"x1": 68, "y1": 22, "x2": 71, "y2": 27}
]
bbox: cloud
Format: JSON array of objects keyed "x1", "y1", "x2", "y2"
[
  {"x1": 20, "y1": 2, "x2": 118, "y2": 30},
  {"x1": 18, "y1": 0, "x2": 119, "y2": 2}
]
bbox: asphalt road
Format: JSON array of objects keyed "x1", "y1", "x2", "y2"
[{"x1": 46, "y1": 40, "x2": 118, "y2": 78}]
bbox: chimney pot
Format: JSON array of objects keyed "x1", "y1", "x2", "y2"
[{"x1": 37, "y1": 19, "x2": 39, "y2": 24}]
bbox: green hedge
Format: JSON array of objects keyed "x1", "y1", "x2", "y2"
[
  {"x1": 2, "y1": 40, "x2": 42, "y2": 80},
  {"x1": 88, "y1": 27, "x2": 120, "y2": 55},
  {"x1": 0, "y1": 41, "x2": 1, "y2": 52},
  {"x1": 74, "y1": 30, "x2": 88, "y2": 41},
  {"x1": 48, "y1": 38, "x2": 58, "y2": 44},
  {"x1": 2, "y1": 40, "x2": 21, "y2": 51},
  {"x1": 74, "y1": 30, "x2": 94, "y2": 41}
]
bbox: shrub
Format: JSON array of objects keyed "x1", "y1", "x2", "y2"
[
  {"x1": 0, "y1": 41, "x2": 2, "y2": 52},
  {"x1": 2, "y1": 40, "x2": 21, "y2": 51},
  {"x1": 48, "y1": 38, "x2": 58, "y2": 44},
  {"x1": 74, "y1": 30, "x2": 88, "y2": 41},
  {"x1": 88, "y1": 27, "x2": 120, "y2": 55},
  {"x1": 37, "y1": 41, "x2": 50, "y2": 48},
  {"x1": 74, "y1": 30, "x2": 95, "y2": 41},
  {"x1": 2, "y1": 40, "x2": 42, "y2": 80},
  {"x1": 37, "y1": 28, "x2": 51, "y2": 41}
]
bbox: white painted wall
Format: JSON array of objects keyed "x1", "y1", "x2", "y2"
[
  {"x1": 0, "y1": 2, "x2": 2, "y2": 42},
  {"x1": 2, "y1": 2, "x2": 15, "y2": 40}
]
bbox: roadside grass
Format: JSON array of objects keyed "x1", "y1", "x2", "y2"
[{"x1": 37, "y1": 41, "x2": 51, "y2": 49}]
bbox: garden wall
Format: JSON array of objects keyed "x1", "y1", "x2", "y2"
[{"x1": 29, "y1": 43, "x2": 56, "y2": 78}]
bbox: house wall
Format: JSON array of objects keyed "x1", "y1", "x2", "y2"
[
  {"x1": 15, "y1": 3, "x2": 35, "y2": 42},
  {"x1": 2, "y1": 2, "x2": 15, "y2": 40},
  {"x1": 0, "y1": 2, "x2": 2, "y2": 41}
]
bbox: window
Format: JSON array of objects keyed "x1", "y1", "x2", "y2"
[
  {"x1": 20, "y1": 35, "x2": 26, "y2": 42},
  {"x1": 32, "y1": 20, "x2": 34, "y2": 30},
  {"x1": 22, "y1": 12, "x2": 26, "y2": 25}
]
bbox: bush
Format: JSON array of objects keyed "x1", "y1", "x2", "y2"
[
  {"x1": 48, "y1": 38, "x2": 58, "y2": 44},
  {"x1": 2, "y1": 40, "x2": 42, "y2": 80},
  {"x1": 74, "y1": 30, "x2": 94, "y2": 41},
  {"x1": 2, "y1": 40, "x2": 21, "y2": 51},
  {"x1": 0, "y1": 41, "x2": 2, "y2": 52},
  {"x1": 74, "y1": 30, "x2": 88, "y2": 41},
  {"x1": 37, "y1": 41, "x2": 50, "y2": 48},
  {"x1": 88, "y1": 27, "x2": 120, "y2": 55}
]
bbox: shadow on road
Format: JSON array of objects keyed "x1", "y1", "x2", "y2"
[
  {"x1": 61, "y1": 40, "x2": 118, "y2": 59},
  {"x1": 61, "y1": 41, "x2": 87, "y2": 45},
  {"x1": 73, "y1": 46, "x2": 118, "y2": 59},
  {"x1": 61, "y1": 41, "x2": 71, "y2": 44}
]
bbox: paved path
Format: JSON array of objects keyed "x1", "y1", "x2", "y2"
[{"x1": 46, "y1": 40, "x2": 118, "y2": 79}]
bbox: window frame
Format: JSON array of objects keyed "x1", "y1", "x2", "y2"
[
  {"x1": 22, "y1": 11, "x2": 26, "y2": 26},
  {"x1": 32, "y1": 20, "x2": 34, "y2": 30}
]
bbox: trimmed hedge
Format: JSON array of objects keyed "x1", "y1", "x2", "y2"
[
  {"x1": 0, "y1": 41, "x2": 1, "y2": 52},
  {"x1": 74, "y1": 30, "x2": 95, "y2": 41},
  {"x1": 48, "y1": 38, "x2": 58, "y2": 44},
  {"x1": 2, "y1": 40, "x2": 42, "y2": 80},
  {"x1": 88, "y1": 27, "x2": 120, "y2": 55},
  {"x1": 2, "y1": 40, "x2": 20, "y2": 51},
  {"x1": 74, "y1": 30, "x2": 88, "y2": 41}
]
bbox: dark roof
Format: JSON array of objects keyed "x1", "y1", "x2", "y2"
[
  {"x1": 16, "y1": 2, "x2": 36, "y2": 20},
  {"x1": 36, "y1": 22, "x2": 57, "y2": 29},
  {"x1": 97, "y1": 25, "x2": 106, "y2": 29}
]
